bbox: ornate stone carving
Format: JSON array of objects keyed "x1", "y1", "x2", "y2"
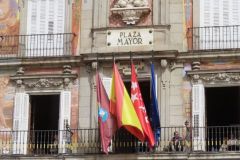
[
  {"x1": 188, "y1": 70, "x2": 240, "y2": 85},
  {"x1": 63, "y1": 65, "x2": 72, "y2": 74},
  {"x1": 160, "y1": 59, "x2": 168, "y2": 69},
  {"x1": 25, "y1": 79, "x2": 63, "y2": 88},
  {"x1": 91, "y1": 62, "x2": 98, "y2": 69},
  {"x1": 63, "y1": 78, "x2": 71, "y2": 86},
  {"x1": 16, "y1": 79, "x2": 23, "y2": 88},
  {"x1": 192, "y1": 61, "x2": 200, "y2": 71},
  {"x1": 16, "y1": 67, "x2": 24, "y2": 75},
  {"x1": 117, "y1": 61, "x2": 145, "y2": 75},
  {"x1": 111, "y1": 0, "x2": 150, "y2": 25}
]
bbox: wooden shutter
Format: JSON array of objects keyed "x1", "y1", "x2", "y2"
[
  {"x1": 200, "y1": 0, "x2": 239, "y2": 27},
  {"x1": 59, "y1": 91, "x2": 71, "y2": 153},
  {"x1": 26, "y1": 0, "x2": 65, "y2": 56},
  {"x1": 200, "y1": 0, "x2": 240, "y2": 49},
  {"x1": 13, "y1": 93, "x2": 29, "y2": 154},
  {"x1": 192, "y1": 84, "x2": 205, "y2": 151},
  {"x1": 27, "y1": 0, "x2": 65, "y2": 34}
]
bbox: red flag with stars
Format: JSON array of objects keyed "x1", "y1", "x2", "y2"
[{"x1": 131, "y1": 62, "x2": 155, "y2": 148}]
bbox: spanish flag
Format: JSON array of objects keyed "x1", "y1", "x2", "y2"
[{"x1": 110, "y1": 63, "x2": 144, "y2": 141}]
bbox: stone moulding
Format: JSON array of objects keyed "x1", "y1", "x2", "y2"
[
  {"x1": 111, "y1": 7, "x2": 150, "y2": 25},
  {"x1": 187, "y1": 69, "x2": 240, "y2": 86}
]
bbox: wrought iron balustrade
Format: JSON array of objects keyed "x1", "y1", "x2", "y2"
[
  {"x1": 0, "y1": 126, "x2": 240, "y2": 155},
  {"x1": 0, "y1": 33, "x2": 74, "y2": 58},
  {"x1": 187, "y1": 25, "x2": 240, "y2": 51}
]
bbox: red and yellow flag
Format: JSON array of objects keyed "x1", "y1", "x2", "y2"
[{"x1": 110, "y1": 63, "x2": 144, "y2": 141}]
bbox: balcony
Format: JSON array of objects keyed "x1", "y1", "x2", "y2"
[
  {"x1": 0, "y1": 33, "x2": 75, "y2": 59},
  {"x1": 187, "y1": 25, "x2": 240, "y2": 51},
  {"x1": 1, "y1": 126, "x2": 240, "y2": 156}
]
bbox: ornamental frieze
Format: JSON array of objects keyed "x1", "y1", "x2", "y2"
[
  {"x1": 25, "y1": 79, "x2": 63, "y2": 88},
  {"x1": 187, "y1": 70, "x2": 240, "y2": 85}
]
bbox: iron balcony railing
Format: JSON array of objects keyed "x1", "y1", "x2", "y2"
[
  {"x1": 1, "y1": 126, "x2": 240, "y2": 155},
  {"x1": 0, "y1": 33, "x2": 74, "y2": 58},
  {"x1": 187, "y1": 25, "x2": 240, "y2": 51}
]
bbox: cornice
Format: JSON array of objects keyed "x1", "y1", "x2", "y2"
[
  {"x1": 91, "y1": 25, "x2": 171, "y2": 32},
  {"x1": 177, "y1": 50, "x2": 240, "y2": 62},
  {"x1": 10, "y1": 65, "x2": 77, "y2": 90}
]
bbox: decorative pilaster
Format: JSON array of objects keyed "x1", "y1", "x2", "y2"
[{"x1": 159, "y1": 60, "x2": 171, "y2": 127}]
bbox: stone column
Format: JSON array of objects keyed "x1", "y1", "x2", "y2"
[{"x1": 78, "y1": 65, "x2": 92, "y2": 128}]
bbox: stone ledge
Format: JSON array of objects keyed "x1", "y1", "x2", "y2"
[{"x1": 2, "y1": 152, "x2": 240, "y2": 160}]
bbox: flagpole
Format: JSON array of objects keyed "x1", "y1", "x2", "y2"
[
  {"x1": 151, "y1": 50, "x2": 154, "y2": 64},
  {"x1": 96, "y1": 53, "x2": 98, "y2": 70},
  {"x1": 130, "y1": 51, "x2": 132, "y2": 63},
  {"x1": 112, "y1": 52, "x2": 115, "y2": 64}
]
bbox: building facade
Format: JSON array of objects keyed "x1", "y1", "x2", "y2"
[{"x1": 0, "y1": 0, "x2": 240, "y2": 159}]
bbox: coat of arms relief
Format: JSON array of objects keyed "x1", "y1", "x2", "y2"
[{"x1": 111, "y1": 0, "x2": 151, "y2": 25}]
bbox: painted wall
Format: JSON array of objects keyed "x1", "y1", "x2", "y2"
[
  {"x1": 0, "y1": 0, "x2": 19, "y2": 55},
  {"x1": 184, "y1": 0, "x2": 193, "y2": 50},
  {"x1": 201, "y1": 61, "x2": 240, "y2": 70},
  {"x1": 0, "y1": 76, "x2": 14, "y2": 130},
  {"x1": 72, "y1": 0, "x2": 81, "y2": 55},
  {"x1": 0, "y1": 0, "x2": 19, "y2": 35}
]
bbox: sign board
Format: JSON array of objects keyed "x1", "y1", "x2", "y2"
[{"x1": 107, "y1": 29, "x2": 153, "y2": 47}]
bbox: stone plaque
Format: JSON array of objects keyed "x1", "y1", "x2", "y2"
[{"x1": 107, "y1": 29, "x2": 153, "y2": 47}]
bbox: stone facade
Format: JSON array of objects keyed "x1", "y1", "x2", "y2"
[
  {"x1": 0, "y1": 0, "x2": 190, "y2": 132},
  {"x1": 79, "y1": 0, "x2": 189, "y2": 129},
  {"x1": 1, "y1": 0, "x2": 240, "y2": 159}
]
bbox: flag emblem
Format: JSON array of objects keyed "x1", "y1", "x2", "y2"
[{"x1": 98, "y1": 107, "x2": 109, "y2": 122}]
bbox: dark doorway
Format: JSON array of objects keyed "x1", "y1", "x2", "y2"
[
  {"x1": 113, "y1": 80, "x2": 150, "y2": 153},
  {"x1": 206, "y1": 87, "x2": 240, "y2": 126},
  {"x1": 30, "y1": 94, "x2": 60, "y2": 154},
  {"x1": 205, "y1": 87, "x2": 240, "y2": 151}
]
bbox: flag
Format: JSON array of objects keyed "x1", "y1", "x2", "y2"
[
  {"x1": 131, "y1": 62, "x2": 155, "y2": 148},
  {"x1": 96, "y1": 72, "x2": 116, "y2": 154},
  {"x1": 150, "y1": 63, "x2": 161, "y2": 145},
  {"x1": 110, "y1": 63, "x2": 144, "y2": 141}
]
